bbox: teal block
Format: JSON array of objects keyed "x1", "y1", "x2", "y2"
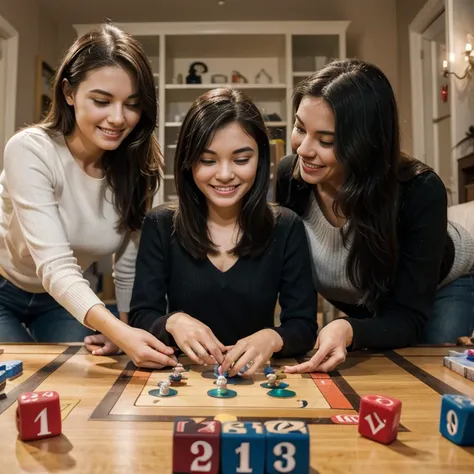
[
  {"x1": 439, "y1": 394, "x2": 474, "y2": 446},
  {"x1": 264, "y1": 420, "x2": 309, "y2": 474},
  {"x1": 221, "y1": 421, "x2": 265, "y2": 474}
]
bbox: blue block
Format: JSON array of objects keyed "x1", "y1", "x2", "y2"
[
  {"x1": 264, "y1": 420, "x2": 310, "y2": 474},
  {"x1": 0, "y1": 370, "x2": 6, "y2": 384},
  {"x1": 3, "y1": 360, "x2": 23, "y2": 379},
  {"x1": 221, "y1": 421, "x2": 265, "y2": 474},
  {"x1": 439, "y1": 394, "x2": 474, "y2": 446}
]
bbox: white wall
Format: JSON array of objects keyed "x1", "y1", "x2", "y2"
[{"x1": 0, "y1": 0, "x2": 59, "y2": 128}]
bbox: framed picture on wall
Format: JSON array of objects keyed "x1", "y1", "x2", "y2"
[{"x1": 35, "y1": 57, "x2": 55, "y2": 121}]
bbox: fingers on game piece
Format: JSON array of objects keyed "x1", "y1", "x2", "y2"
[
  {"x1": 358, "y1": 395, "x2": 402, "y2": 445},
  {"x1": 16, "y1": 391, "x2": 62, "y2": 441}
]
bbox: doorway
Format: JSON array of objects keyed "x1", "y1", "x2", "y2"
[
  {"x1": 0, "y1": 16, "x2": 18, "y2": 169},
  {"x1": 421, "y1": 11, "x2": 453, "y2": 202}
]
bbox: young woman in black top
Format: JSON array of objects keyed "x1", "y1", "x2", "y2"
[
  {"x1": 277, "y1": 58, "x2": 474, "y2": 374},
  {"x1": 129, "y1": 88, "x2": 317, "y2": 376}
]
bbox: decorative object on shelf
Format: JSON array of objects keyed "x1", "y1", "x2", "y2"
[
  {"x1": 442, "y1": 34, "x2": 474, "y2": 80},
  {"x1": 186, "y1": 61, "x2": 209, "y2": 84},
  {"x1": 176, "y1": 73, "x2": 184, "y2": 84},
  {"x1": 211, "y1": 74, "x2": 228, "y2": 84},
  {"x1": 35, "y1": 57, "x2": 55, "y2": 121},
  {"x1": 255, "y1": 68, "x2": 272, "y2": 84},
  {"x1": 231, "y1": 70, "x2": 248, "y2": 83}
]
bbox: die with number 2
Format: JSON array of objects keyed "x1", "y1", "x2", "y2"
[{"x1": 16, "y1": 391, "x2": 62, "y2": 441}]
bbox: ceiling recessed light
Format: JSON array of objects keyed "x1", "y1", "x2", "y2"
[{"x1": 218, "y1": 0, "x2": 226, "y2": 5}]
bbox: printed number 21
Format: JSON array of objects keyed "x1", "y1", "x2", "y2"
[{"x1": 34, "y1": 407, "x2": 51, "y2": 436}]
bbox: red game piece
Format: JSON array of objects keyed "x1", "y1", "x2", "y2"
[
  {"x1": 16, "y1": 391, "x2": 62, "y2": 441},
  {"x1": 173, "y1": 419, "x2": 221, "y2": 474},
  {"x1": 358, "y1": 394, "x2": 402, "y2": 444}
]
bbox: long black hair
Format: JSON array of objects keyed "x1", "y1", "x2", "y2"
[
  {"x1": 173, "y1": 88, "x2": 275, "y2": 259},
  {"x1": 291, "y1": 59, "x2": 431, "y2": 306},
  {"x1": 38, "y1": 22, "x2": 162, "y2": 232}
]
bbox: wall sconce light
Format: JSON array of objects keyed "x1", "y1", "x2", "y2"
[{"x1": 443, "y1": 37, "x2": 474, "y2": 80}]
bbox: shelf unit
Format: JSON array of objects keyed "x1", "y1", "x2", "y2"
[{"x1": 74, "y1": 21, "x2": 349, "y2": 203}]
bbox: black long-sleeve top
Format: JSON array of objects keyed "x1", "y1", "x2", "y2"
[
  {"x1": 276, "y1": 154, "x2": 471, "y2": 351},
  {"x1": 129, "y1": 205, "x2": 318, "y2": 358}
]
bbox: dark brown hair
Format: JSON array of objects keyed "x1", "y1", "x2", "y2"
[
  {"x1": 38, "y1": 22, "x2": 162, "y2": 232},
  {"x1": 290, "y1": 59, "x2": 432, "y2": 306},
  {"x1": 173, "y1": 88, "x2": 275, "y2": 259}
]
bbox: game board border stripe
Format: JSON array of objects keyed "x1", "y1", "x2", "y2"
[
  {"x1": 385, "y1": 350, "x2": 465, "y2": 396},
  {"x1": 89, "y1": 360, "x2": 136, "y2": 420},
  {"x1": 0, "y1": 345, "x2": 81, "y2": 415}
]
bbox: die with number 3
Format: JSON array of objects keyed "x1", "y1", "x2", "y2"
[{"x1": 16, "y1": 391, "x2": 62, "y2": 441}]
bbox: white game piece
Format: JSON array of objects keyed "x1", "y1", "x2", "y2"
[
  {"x1": 159, "y1": 380, "x2": 171, "y2": 396},
  {"x1": 216, "y1": 375, "x2": 227, "y2": 392},
  {"x1": 267, "y1": 373, "x2": 278, "y2": 387}
]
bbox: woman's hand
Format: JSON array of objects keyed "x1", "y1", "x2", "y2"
[
  {"x1": 166, "y1": 312, "x2": 226, "y2": 366},
  {"x1": 114, "y1": 326, "x2": 178, "y2": 369},
  {"x1": 219, "y1": 329, "x2": 284, "y2": 377},
  {"x1": 284, "y1": 319, "x2": 353, "y2": 373},
  {"x1": 84, "y1": 334, "x2": 120, "y2": 356}
]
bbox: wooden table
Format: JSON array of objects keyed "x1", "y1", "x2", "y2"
[{"x1": 0, "y1": 344, "x2": 473, "y2": 473}]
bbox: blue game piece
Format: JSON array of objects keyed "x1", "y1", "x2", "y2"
[
  {"x1": 264, "y1": 420, "x2": 310, "y2": 474},
  {"x1": 439, "y1": 394, "x2": 474, "y2": 446},
  {"x1": 264, "y1": 365, "x2": 275, "y2": 377},
  {"x1": 221, "y1": 421, "x2": 265, "y2": 474},
  {"x1": 3, "y1": 360, "x2": 23, "y2": 379}
]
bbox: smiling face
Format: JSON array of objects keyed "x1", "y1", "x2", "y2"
[
  {"x1": 291, "y1": 96, "x2": 346, "y2": 190},
  {"x1": 63, "y1": 65, "x2": 142, "y2": 157},
  {"x1": 192, "y1": 121, "x2": 259, "y2": 215}
]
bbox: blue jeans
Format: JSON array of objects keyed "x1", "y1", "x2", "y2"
[
  {"x1": 421, "y1": 267, "x2": 474, "y2": 344},
  {"x1": 0, "y1": 275, "x2": 94, "y2": 343}
]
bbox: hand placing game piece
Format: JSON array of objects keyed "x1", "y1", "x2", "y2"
[
  {"x1": 220, "y1": 329, "x2": 284, "y2": 378},
  {"x1": 284, "y1": 320, "x2": 352, "y2": 373},
  {"x1": 165, "y1": 312, "x2": 226, "y2": 366}
]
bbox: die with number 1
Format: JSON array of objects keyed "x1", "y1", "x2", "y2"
[{"x1": 16, "y1": 391, "x2": 62, "y2": 441}]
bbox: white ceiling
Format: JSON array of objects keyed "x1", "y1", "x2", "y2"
[{"x1": 38, "y1": 0, "x2": 341, "y2": 25}]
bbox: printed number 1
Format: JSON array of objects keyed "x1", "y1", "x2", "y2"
[
  {"x1": 235, "y1": 442, "x2": 252, "y2": 473},
  {"x1": 34, "y1": 407, "x2": 51, "y2": 436},
  {"x1": 273, "y1": 442, "x2": 296, "y2": 473}
]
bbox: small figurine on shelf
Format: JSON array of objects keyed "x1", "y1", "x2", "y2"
[
  {"x1": 186, "y1": 61, "x2": 209, "y2": 84},
  {"x1": 255, "y1": 68, "x2": 272, "y2": 84},
  {"x1": 231, "y1": 70, "x2": 248, "y2": 84},
  {"x1": 169, "y1": 363, "x2": 185, "y2": 383}
]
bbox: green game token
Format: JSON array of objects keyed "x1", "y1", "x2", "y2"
[
  {"x1": 267, "y1": 388, "x2": 296, "y2": 398},
  {"x1": 207, "y1": 388, "x2": 237, "y2": 399},
  {"x1": 148, "y1": 388, "x2": 178, "y2": 398},
  {"x1": 260, "y1": 382, "x2": 289, "y2": 389}
]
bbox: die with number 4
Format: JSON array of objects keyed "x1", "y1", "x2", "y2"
[
  {"x1": 439, "y1": 394, "x2": 474, "y2": 446},
  {"x1": 173, "y1": 419, "x2": 221, "y2": 474},
  {"x1": 16, "y1": 391, "x2": 62, "y2": 441},
  {"x1": 264, "y1": 420, "x2": 309, "y2": 474},
  {"x1": 358, "y1": 394, "x2": 402, "y2": 444}
]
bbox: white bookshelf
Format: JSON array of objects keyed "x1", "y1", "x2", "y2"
[{"x1": 74, "y1": 21, "x2": 349, "y2": 203}]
